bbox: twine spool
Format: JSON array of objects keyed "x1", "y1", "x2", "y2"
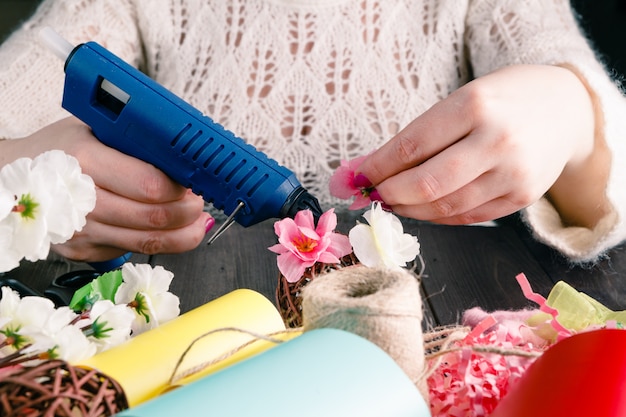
[{"x1": 301, "y1": 265, "x2": 427, "y2": 398}]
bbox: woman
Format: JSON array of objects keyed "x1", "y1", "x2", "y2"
[{"x1": 1, "y1": 0, "x2": 624, "y2": 263}]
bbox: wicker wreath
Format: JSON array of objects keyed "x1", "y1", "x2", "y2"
[
  {"x1": 0, "y1": 360, "x2": 128, "y2": 417},
  {"x1": 275, "y1": 252, "x2": 359, "y2": 328}
]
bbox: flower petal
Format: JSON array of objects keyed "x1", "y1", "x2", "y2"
[
  {"x1": 268, "y1": 242, "x2": 288, "y2": 254},
  {"x1": 277, "y1": 252, "x2": 309, "y2": 283},
  {"x1": 294, "y1": 209, "x2": 315, "y2": 230},
  {"x1": 349, "y1": 194, "x2": 373, "y2": 210},
  {"x1": 34, "y1": 151, "x2": 96, "y2": 243},
  {"x1": 329, "y1": 162, "x2": 357, "y2": 199},
  {"x1": 316, "y1": 208, "x2": 337, "y2": 236},
  {"x1": 348, "y1": 202, "x2": 420, "y2": 268},
  {"x1": 349, "y1": 223, "x2": 383, "y2": 268},
  {"x1": 316, "y1": 252, "x2": 341, "y2": 264},
  {"x1": 327, "y1": 233, "x2": 353, "y2": 258}
]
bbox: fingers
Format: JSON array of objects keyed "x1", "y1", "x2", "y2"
[
  {"x1": 29, "y1": 117, "x2": 188, "y2": 203},
  {"x1": 38, "y1": 117, "x2": 213, "y2": 260},
  {"x1": 73, "y1": 176, "x2": 210, "y2": 259},
  {"x1": 358, "y1": 90, "x2": 476, "y2": 186},
  {"x1": 76, "y1": 136, "x2": 188, "y2": 203},
  {"x1": 53, "y1": 211, "x2": 214, "y2": 262},
  {"x1": 429, "y1": 197, "x2": 522, "y2": 226},
  {"x1": 389, "y1": 170, "x2": 527, "y2": 224},
  {"x1": 52, "y1": 243, "x2": 129, "y2": 264},
  {"x1": 91, "y1": 187, "x2": 206, "y2": 230},
  {"x1": 355, "y1": 66, "x2": 569, "y2": 225},
  {"x1": 91, "y1": 211, "x2": 212, "y2": 255},
  {"x1": 376, "y1": 136, "x2": 540, "y2": 224},
  {"x1": 373, "y1": 130, "x2": 495, "y2": 207}
]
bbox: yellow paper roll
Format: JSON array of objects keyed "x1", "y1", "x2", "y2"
[{"x1": 76, "y1": 289, "x2": 291, "y2": 407}]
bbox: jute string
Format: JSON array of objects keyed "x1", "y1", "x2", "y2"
[
  {"x1": 300, "y1": 265, "x2": 429, "y2": 400},
  {"x1": 168, "y1": 328, "x2": 298, "y2": 385}
]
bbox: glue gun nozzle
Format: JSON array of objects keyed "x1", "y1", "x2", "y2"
[
  {"x1": 207, "y1": 187, "x2": 322, "y2": 246},
  {"x1": 206, "y1": 201, "x2": 245, "y2": 246},
  {"x1": 281, "y1": 187, "x2": 323, "y2": 224}
]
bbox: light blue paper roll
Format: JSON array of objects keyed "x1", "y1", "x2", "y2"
[{"x1": 117, "y1": 328, "x2": 431, "y2": 417}]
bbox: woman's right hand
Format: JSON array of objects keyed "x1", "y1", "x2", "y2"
[
  {"x1": 358, "y1": 64, "x2": 610, "y2": 228},
  {"x1": 1, "y1": 116, "x2": 214, "y2": 262}
]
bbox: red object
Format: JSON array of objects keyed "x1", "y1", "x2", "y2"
[{"x1": 490, "y1": 329, "x2": 626, "y2": 417}]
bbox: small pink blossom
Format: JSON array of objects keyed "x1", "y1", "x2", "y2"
[
  {"x1": 269, "y1": 209, "x2": 352, "y2": 282},
  {"x1": 329, "y1": 155, "x2": 378, "y2": 210}
]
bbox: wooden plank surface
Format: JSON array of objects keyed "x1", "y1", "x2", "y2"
[
  {"x1": 416, "y1": 220, "x2": 554, "y2": 325},
  {"x1": 500, "y1": 214, "x2": 626, "y2": 311},
  {"x1": 5, "y1": 210, "x2": 626, "y2": 327}
]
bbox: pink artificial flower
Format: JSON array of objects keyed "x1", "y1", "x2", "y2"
[
  {"x1": 329, "y1": 155, "x2": 378, "y2": 210},
  {"x1": 268, "y1": 209, "x2": 352, "y2": 283}
]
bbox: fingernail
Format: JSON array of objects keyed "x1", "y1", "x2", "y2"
[
  {"x1": 205, "y1": 217, "x2": 215, "y2": 233},
  {"x1": 353, "y1": 173, "x2": 372, "y2": 188},
  {"x1": 369, "y1": 189, "x2": 383, "y2": 202}
]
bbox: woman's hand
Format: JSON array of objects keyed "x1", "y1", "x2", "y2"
[
  {"x1": 358, "y1": 64, "x2": 610, "y2": 228},
  {"x1": 1, "y1": 117, "x2": 213, "y2": 262}
]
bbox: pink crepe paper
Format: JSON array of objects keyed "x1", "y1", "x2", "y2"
[
  {"x1": 428, "y1": 273, "x2": 626, "y2": 416},
  {"x1": 515, "y1": 273, "x2": 572, "y2": 341},
  {"x1": 427, "y1": 314, "x2": 543, "y2": 417}
]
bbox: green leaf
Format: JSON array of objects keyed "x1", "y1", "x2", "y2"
[
  {"x1": 92, "y1": 270, "x2": 123, "y2": 302},
  {"x1": 69, "y1": 283, "x2": 94, "y2": 312},
  {"x1": 69, "y1": 270, "x2": 123, "y2": 311}
]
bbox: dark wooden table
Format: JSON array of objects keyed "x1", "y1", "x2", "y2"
[{"x1": 5, "y1": 210, "x2": 626, "y2": 327}]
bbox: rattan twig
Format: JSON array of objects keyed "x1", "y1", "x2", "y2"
[
  {"x1": 0, "y1": 360, "x2": 128, "y2": 417},
  {"x1": 275, "y1": 253, "x2": 359, "y2": 328}
]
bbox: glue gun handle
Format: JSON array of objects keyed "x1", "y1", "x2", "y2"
[{"x1": 88, "y1": 252, "x2": 132, "y2": 273}]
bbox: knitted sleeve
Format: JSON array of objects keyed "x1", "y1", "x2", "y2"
[
  {"x1": 0, "y1": 0, "x2": 142, "y2": 139},
  {"x1": 466, "y1": 0, "x2": 626, "y2": 263}
]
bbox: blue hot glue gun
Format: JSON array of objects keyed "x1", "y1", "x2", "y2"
[{"x1": 40, "y1": 28, "x2": 322, "y2": 271}]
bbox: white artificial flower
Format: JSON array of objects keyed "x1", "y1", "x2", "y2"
[
  {"x1": 349, "y1": 202, "x2": 420, "y2": 269},
  {"x1": 0, "y1": 188, "x2": 22, "y2": 272},
  {"x1": 115, "y1": 263, "x2": 180, "y2": 334},
  {"x1": 30, "y1": 305, "x2": 77, "y2": 347},
  {"x1": 0, "y1": 151, "x2": 96, "y2": 272},
  {"x1": 18, "y1": 323, "x2": 97, "y2": 364},
  {"x1": 0, "y1": 188, "x2": 12, "y2": 219},
  {"x1": 0, "y1": 289, "x2": 57, "y2": 355},
  {"x1": 0, "y1": 287, "x2": 18, "y2": 328},
  {"x1": 1, "y1": 293, "x2": 56, "y2": 331},
  {"x1": 87, "y1": 300, "x2": 134, "y2": 352},
  {"x1": 50, "y1": 324, "x2": 97, "y2": 363},
  {"x1": 43, "y1": 306, "x2": 78, "y2": 333},
  {"x1": 19, "y1": 306, "x2": 96, "y2": 363},
  {"x1": 32, "y1": 150, "x2": 96, "y2": 244},
  {"x1": 0, "y1": 288, "x2": 97, "y2": 363},
  {"x1": 0, "y1": 222, "x2": 19, "y2": 272},
  {"x1": 0, "y1": 157, "x2": 52, "y2": 263}
]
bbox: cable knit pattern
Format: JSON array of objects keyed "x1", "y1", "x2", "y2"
[{"x1": 1, "y1": 0, "x2": 625, "y2": 262}]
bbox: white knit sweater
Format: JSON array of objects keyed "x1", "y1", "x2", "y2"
[{"x1": 1, "y1": 0, "x2": 625, "y2": 262}]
